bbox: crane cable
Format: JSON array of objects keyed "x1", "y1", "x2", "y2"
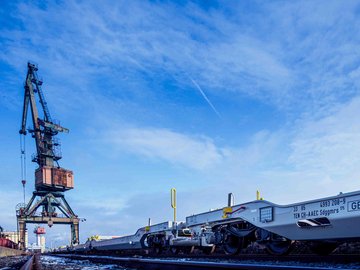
[{"x1": 19, "y1": 134, "x2": 26, "y2": 204}]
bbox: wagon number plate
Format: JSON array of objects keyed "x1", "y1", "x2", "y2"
[{"x1": 348, "y1": 200, "x2": 360, "y2": 212}]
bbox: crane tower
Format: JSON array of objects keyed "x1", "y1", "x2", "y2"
[
  {"x1": 16, "y1": 62, "x2": 79, "y2": 250},
  {"x1": 34, "y1": 226, "x2": 46, "y2": 253}
]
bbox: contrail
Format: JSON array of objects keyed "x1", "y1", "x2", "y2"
[{"x1": 189, "y1": 77, "x2": 221, "y2": 118}]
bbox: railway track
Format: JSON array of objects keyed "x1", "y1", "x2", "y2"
[
  {"x1": 19, "y1": 254, "x2": 40, "y2": 270},
  {"x1": 0, "y1": 255, "x2": 29, "y2": 270},
  {"x1": 137, "y1": 252, "x2": 360, "y2": 264},
  {"x1": 60, "y1": 250, "x2": 360, "y2": 264},
  {"x1": 19, "y1": 255, "x2": 35, "y2": 270},
  {"x1": 53, "y1": 253, "x2": 360, "y2": 269}
]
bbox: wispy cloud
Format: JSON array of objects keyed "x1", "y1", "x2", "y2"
[
  {"x1": 0, "y1": 190, "x2": 22, "y2": 230},
  {"x1": 0, "y1": 1, "x2": 294, "y2": 112},
  {"x1": 105, "y1": 127, "x2": 228, "y2": 170},
  {"x1": 289, "y1": 97, "x2": 360, "y2": 177},
  {"x1": 1, "y1": 1, "x2": 358, "y2": 116},
  {"x1": 75, "y1": 196, "x2": 128, "y2": 217}
]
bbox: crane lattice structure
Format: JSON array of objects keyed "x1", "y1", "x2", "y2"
[{"x1": 17, "y1": 62, "x2": 79, "y2": 250}]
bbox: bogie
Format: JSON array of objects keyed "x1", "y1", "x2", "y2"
[{"x1": 308, "y1": 241, "x2": 338, "y2": 256}]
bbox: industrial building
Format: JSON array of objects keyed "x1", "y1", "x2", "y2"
[{"x1": 1, "y1": 230, "x2": 28, "y2": 249}]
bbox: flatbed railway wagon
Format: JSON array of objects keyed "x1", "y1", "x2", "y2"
[
  {"x1": 186, "y1": 190, "x2": 360, "y2": 255},
  {"x1": 69, "y1": 190, "x2": 360, "y2": 256}
]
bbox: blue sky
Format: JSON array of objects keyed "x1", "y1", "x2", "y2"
[{"x1": 1, "y1": 0, "x2": 360, "y2": 246}]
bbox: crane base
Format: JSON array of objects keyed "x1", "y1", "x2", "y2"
[{"x1": 16, "y1": 191, "x2": 79, "y2": 250}]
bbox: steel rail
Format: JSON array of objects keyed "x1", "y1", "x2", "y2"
[
  {"x1": 54, "y1": 254, "x2": 356, "y2": 270},
  {"x1": 19, "y1": 255, "x2": 34, "y2": 270}
]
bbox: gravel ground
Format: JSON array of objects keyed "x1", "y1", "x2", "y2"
[
  {"x1": 145, "y1": 256, "x2": 360, "y2": 269},
  {"x1": 0, "y1": 255, "x2": 29, "y2": 270},
  {"x1": 40, "y1": 255, "x2": 134, "y2": 270},
  {"x1": 54, "y1": 254, "x2": 360, "y2": 270}
]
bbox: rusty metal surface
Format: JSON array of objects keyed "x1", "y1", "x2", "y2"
[
  {"x1": 51, "y1": 168, "x2": 74, "y2": 189},
  {"x1": 35, "y1": 167, "x2": 74, "y2": 189}
]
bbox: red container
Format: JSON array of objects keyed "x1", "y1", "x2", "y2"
[
  {"x1": 0, "y1": 238, "x2": 18, "y2": 249},
  {"x1": 35, "y1": 166, "x2": 74, "y2": 190},
  {"x1": 35, "y1": 227, "x2": 46, "y2": 234}
]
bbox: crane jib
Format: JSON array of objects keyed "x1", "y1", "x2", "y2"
[
  {"x1": 38, "y1": 119, "x2": 69, "y2": 133},
  {"x1": 19, "y1": 62, "x2": 73, "y2": 191}
]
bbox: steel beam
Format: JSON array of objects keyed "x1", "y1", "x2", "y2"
[
  {"x1": 17, "y1": 191, "x2": 80, "y2": 250},
  {"x1": 18, "y1": 216, "x2": 79, "y2": 225}
]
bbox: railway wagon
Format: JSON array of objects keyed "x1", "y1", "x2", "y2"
[
  {"x1": 186, "y1": 190, "x2": 360, "y2": 255},
  {"x1": 73, "y1": 221, "x2": 195, "y2": 253},
  {"x1": 68, "y1": 190, "x2": 360, "y2": 256}
]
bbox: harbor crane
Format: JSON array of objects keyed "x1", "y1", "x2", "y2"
[{"x1": 17, "y1": 62, "x2": 79, "y2": 250}]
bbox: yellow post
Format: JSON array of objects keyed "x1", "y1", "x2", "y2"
[
  {"x1": 171, "y1": 188, "x2": 176, "y2": 223},
  {"x1": 256, "y1": 190, "x2": 264, "y2": 200}
]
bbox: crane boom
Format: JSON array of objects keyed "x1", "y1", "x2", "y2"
[
  {"x1": 20, "y1": 63, "x2": 43, "y2": 161},
  {"x1": 19, "y1": 62, "x2": 73, "y2": 191}
]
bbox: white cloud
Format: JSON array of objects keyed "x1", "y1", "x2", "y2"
[
  {"x1": 256, "y1": 97, "x2": 360, "y2": 201},
  {"x1": 202, "y1": 37, "x2": 292, "y2": 97},
  {"x1": 2, "y1": 1, "x2": 358, "y2": 116},
  {"x1": 0, "y1": 190, "x2": 22, "y2": 231},
  {"x1": 106, "y1": 127, "x2": 228, "y2": 170},
  {"x1": 289, "y1": 97, "x2": 360, "y2": 175},
  {"x1": 0, "y1": 1, "x2": 294, "y2": 111},
  {"x1": 75, "y1": 196, "x2": 128, "y2": 217}
]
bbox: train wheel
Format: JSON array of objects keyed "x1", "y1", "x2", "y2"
[
  {"x1": 223, "y1": 235, "x2": 242, "y2": 255},
  {"x1": 169, "y1": 247, "x2": 179, "y2": 255},
  {"x1": 152, "y1": 246, "x2": 163, "y2": 254},
  {"x1": 265, "y1": 239, "x2": 292, "y2": 255},
  {"x1": 202, "y1": 245, "x2": 216, "y2": 255},
  {"x1": 309, "y1": 241, "x2": 338, "y2": 255},
  {"x1": 183, "y1": 246, "x2": 195, "y2": 254}
]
